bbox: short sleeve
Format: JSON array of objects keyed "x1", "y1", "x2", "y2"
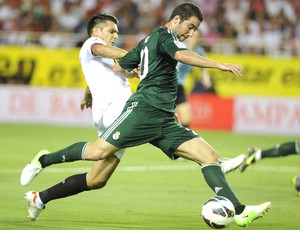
[
  {"x1": 159, "y1": 31, "x2": 188, "y2": 58},
  {"x1": 118, "y1": 41, "x2": 142, "y2": 71}
]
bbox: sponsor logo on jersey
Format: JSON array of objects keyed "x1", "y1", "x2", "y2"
[{"x1": 174, "y1": 40, "x2": 186, "y2": 48}]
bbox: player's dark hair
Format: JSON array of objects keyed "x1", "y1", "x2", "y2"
[
  {"x1": 87, "y1": 13, "x2": 118, "y2": 37},
  {"x1": 168, "y1": 2, "x2": 204, "y2": 23}
]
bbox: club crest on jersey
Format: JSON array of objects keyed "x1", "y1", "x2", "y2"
[{"x1": 113, "y1": 131, "x2": 121, "y2": 140}]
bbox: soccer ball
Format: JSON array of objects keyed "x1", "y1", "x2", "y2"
[{"x1": 201, "y1": 196, "x2": 235, "y2": 229}]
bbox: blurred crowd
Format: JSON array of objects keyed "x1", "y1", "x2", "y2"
[{"x1": 0, "y1": 0, "x2": 300, "y2": 56}]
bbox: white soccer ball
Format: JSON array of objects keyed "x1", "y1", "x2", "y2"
[{"x1": 201, "y1": 196, "x2": 235, "y2": 229}]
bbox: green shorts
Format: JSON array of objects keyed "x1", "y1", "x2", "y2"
[{"x1": 101, "y1": 101, "x2": 199, "y2": 159}]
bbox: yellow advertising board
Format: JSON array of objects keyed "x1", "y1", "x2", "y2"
[
  {"x1": 185, "y1": 54, "x2": 300, "y2": 97},
  {"x1": 0, "y1": 46, "x2": 86, "y2": 87},
  {"x1": 0, "y1": 46, "x2": 299, "y2": 97}
]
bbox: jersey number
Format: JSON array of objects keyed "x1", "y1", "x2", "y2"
[{"x1": 140, "y1": 47, "x2": 149, "y2": 80}]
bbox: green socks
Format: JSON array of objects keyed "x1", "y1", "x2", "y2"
[
  {"x1": 39, "y1": 173, "x2": 90, "y2": 204},
  {"x1": 40, "y1": 142, "x2": 88, "y2": 168},
  {"x1": 202, "y1": 164, "x2": 241, "y2": 207},
  {"x1": 261, "y1": 141, "x2": 299, "y2": 158}
]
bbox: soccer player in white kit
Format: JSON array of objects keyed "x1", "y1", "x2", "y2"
[
  {"x1": 21, "y1": 13, "x2": 137, "y2": 220},
  {"x1": 77, "y1": 13, "x2": 138, "y2": 190},
  {"x1": 80, "y1": 24, "x2": 132, "y2": 160}
]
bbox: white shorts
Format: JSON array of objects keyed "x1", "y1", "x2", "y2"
[{"x1": 93, "y1": 96, "x2": 129, "y2": 160}]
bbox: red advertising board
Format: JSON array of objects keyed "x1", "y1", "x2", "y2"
[{"x1": 188, "y1": 94, "x2": 233, "y2": 130}]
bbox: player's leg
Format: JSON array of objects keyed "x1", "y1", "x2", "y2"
[
  {"x1": 22, "y1": 99, "x2": 151, "y2": 188},
  {"x1": 241, "y1": 139, "x2": 300, "y2": 172},
  {"x1": 40, "y1": 139, "x2": 119, "y2": 164},
  {"x1": 40, "y1": 154, "x2": 121, "y2": 202},
  {"x1": 175, "y1": 86, "x2": 244, "y2": 171},
  {"x1": 84, "y1": 137, "x2": 121, "y2": 160},
  {"x1": 21, "y1": 97, "x2": 127, "y2": 187},
  {"x1": 20, "y1": 142, "x2": 89, "y2": 186},
  {"x1": 154, "y1": 119, "x2": 270, "y2": 227},
  {"x1": 176, "y1": 101, "x2": 191, "y2": 128},
  {"x1": 153, "y1": 121, "x2": 243, "y2": 208},
  {"x1": 86, "y1": 150, "x2": 124, "y2": 189},
  {"x1": 175, "y1": 137, "x2": 271, "y2": 227},
  {"x1": 20, "y1": 139, "x2": 120, "y2": 186},
  {"x1": 25, "y1": 153, "x2": 122, "y2": 221},
  {"x1": 260, "y1": 140, "x2": 300, "y2": 158},
  {"x1": 175, "y1": 85, "x2": 191, "y2": 128},
  {"x1": 175, "y1": 137, "x2": 242, "y2": 207}
]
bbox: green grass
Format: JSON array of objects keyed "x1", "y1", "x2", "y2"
[{"x1": 0, "y1": 123, "x2": 299, "y2": 229}]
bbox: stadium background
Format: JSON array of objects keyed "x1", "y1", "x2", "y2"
[
  {"x1": 0, "y1": 1, "x2": 300, "y2": 229},
  {"x1": 0, "y1": 0, "x2": 299, "y2": 134}
]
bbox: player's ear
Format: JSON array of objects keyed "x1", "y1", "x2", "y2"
[
  {"x1": 173, "y1": 15, "x2": 181, "y2": 25},
  {"x1": 92, "y1": 27, "x2": 101, "y2": 37}
]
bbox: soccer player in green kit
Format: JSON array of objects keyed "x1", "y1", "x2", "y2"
[
  {"x1": 21, "y1": 3, "x2": 271, "y2": 227},
  {"x1": 241, "y1": 140, "x2": 300, "y2": 172}
]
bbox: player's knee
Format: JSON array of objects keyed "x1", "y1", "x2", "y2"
[
  {"x1": 189, "y1": 149, "x2": 219, "y2": 166},
  {"x1": 212, "y1": 149, "x2": 219, "y2": 159},
  {"x1": 87, "y1": 177, "x2": 108, "y2": 190},
  {"x1": 93, "y1": 149, "x2": 107, "y2": 160},
  {"x1": 203, "y1": 149, "x2": 219, "y2": 164},
  {"x1": 90, "y1": 181, "x2": 107, "y2": 190},
  {"x1": 86, "y1": 144, "x2": 107, "y2": 160}
]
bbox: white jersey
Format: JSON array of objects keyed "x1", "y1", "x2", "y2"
[{"x1": 79, "y1": 37, "x2": 132, "y2": 136}]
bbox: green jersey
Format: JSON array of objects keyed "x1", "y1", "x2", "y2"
[{"x1": 119, "y1": 26, "x2": 188, "y2": 113}]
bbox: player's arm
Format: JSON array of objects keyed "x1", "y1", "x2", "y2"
[
  {"x1": 113, "y1": 43, "x2": 141, "y2": 78},
  {"x1": 200, "y1": 68, "x2": 213, "y2": 89},
  {"x1": 113, "y1": 62, "x2": 139, "y2": 79},
  {"x1": 112, "y1": 62, "x2": 123, "y2": 72},
  {"x1": 91, "y1": 42, "x2": 139, "y2": 78},
  {"x1": 174, "y1": 50, "x2": 243, "y2": 77},
  {"x1": 91, "y1": 43, "x2": 128, "y2": 59},
  {"x1": 80, "y1": 87, "x2": 92, "y2": 111}
]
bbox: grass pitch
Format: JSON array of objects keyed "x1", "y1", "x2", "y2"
[{"x1": 0, "y1": 123, "x2": 299, "y2": 229}]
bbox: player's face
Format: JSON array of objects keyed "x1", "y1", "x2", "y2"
[
  {"x1": 174, "y1": 16, "x2": 200, "y2": 42},
  {"x1": 97, "y1": 21, "x2": 119, "y2": 46}
]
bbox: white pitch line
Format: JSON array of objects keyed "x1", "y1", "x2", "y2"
[
  {"x1": 0, "y1": 165, "x2": 299, "y2": 174},
  {"x1": 0, "y1": 165, "x2": 198, "y2": 174}
]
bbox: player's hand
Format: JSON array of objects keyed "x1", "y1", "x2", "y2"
[
  {"x1": 123, "y1": 67, "x2": 140, "y2": 79},
  {"x1": 131, "y1": 66, "x2": 140, "y2": 78},
  {"x1": 219, "y1": 63, "x2": 243, "y2": 77},
  {"x1": 80, "y1": 99, "x2": 92, "y2": 111},
  {"x1": 80, "y1": 87, "x2": 93, "y2": 111}
]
